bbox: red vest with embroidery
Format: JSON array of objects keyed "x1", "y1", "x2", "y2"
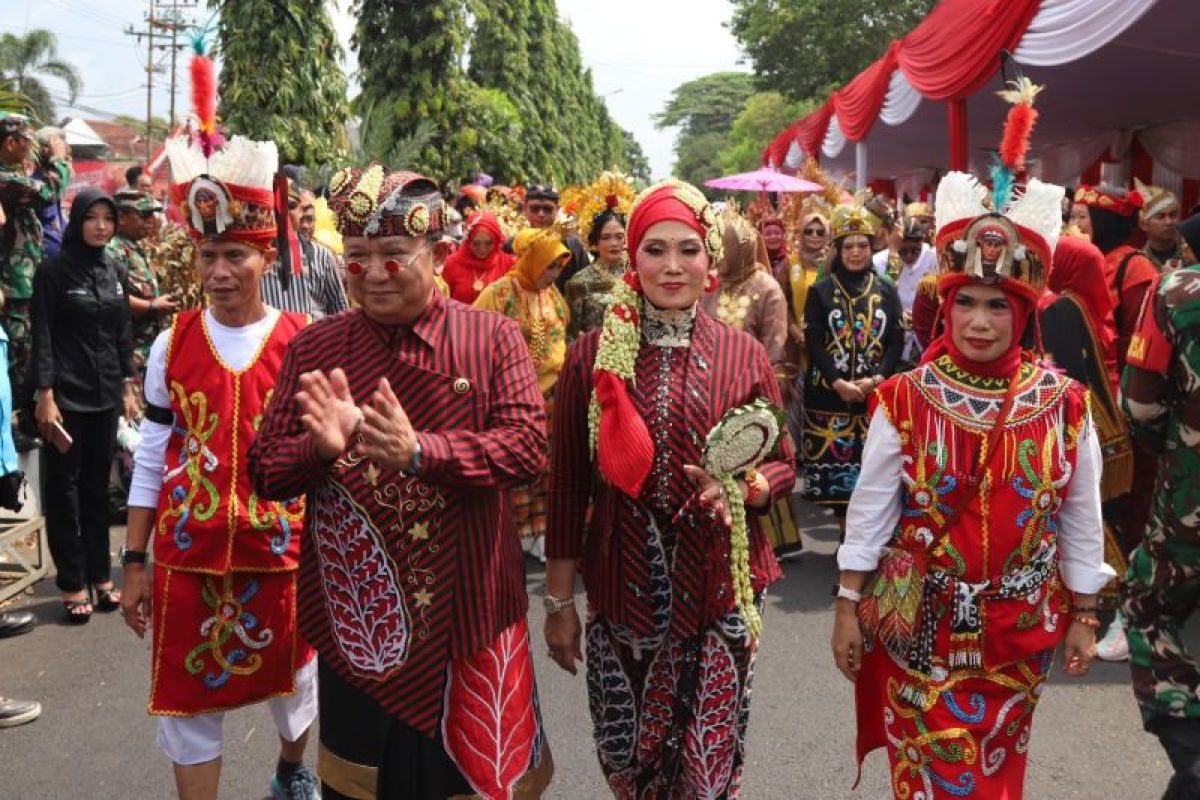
[
  {"x1": 876, "y1": 355, "x2": 1089, "y2": 671},
  {"x1": 154, "y1": 310, "x2": 308, "y2": 573}
]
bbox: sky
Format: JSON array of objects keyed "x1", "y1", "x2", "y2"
[{"x1": 2, "y1": 0, "x2": 748, "y2": 179}]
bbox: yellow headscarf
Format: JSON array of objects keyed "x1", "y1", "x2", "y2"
[{"x1": 510, "y1": 227, "x2": 571, "y2": 290}]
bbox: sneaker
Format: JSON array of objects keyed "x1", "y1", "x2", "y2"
[
  {"x1": 1096, "y1": 614, "x2": 1130, "y2": 662},
  {"x1": 0, "y1": 697, "x2": 41, "y2": 728},
  {"x1": 270, "y1": 765, "x2": 321, "y2": 800}
]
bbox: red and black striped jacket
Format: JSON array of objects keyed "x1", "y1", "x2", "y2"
[
  {"x1": 248, "y1": 292, "x2": 547, "y2": 735},
  {"x1": 546, "y1": 308, "x2": 795, "y2": 641}
]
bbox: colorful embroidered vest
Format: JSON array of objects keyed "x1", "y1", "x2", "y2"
[
  {"x1": 876, "y1": 355, "x2": 1089, "y2": 674},
  {"x1": 154, "y1": 310, "x2": 307, "y2": 572}
]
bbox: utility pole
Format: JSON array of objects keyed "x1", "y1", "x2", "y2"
[{"x1": 125, "y1": 1, "x2": 196, "y2": 163}]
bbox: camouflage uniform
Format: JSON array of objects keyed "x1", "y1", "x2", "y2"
[
  {"x1": 0, "y1": 157, "x2": 62, "y2": 391},
  {"x1": 1122, "y1": 264, "x2": 1200, "y2": 742},
  {"x1": 107, "y1": 191, "x2": 163, "y2": 375}
]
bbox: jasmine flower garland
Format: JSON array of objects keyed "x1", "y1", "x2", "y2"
[{"x1": 588, "y1": 273, "x2": 643, "y2": 455}]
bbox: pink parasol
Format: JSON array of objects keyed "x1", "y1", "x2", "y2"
[{"x1": 704, "y1": 168, "x2": 822, "y2": 193}]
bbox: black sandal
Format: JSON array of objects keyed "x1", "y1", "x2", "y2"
[
  {"x1": 63, "y1": 597, "x2": 92, "y2": 625},
  {"x1": 93, "y1": 586, "x2": 121, "y2": 613}
]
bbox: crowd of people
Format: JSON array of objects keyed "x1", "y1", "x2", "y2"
[{"x1": 1, "y1": 73, "x2": 1200, "y2": 800}]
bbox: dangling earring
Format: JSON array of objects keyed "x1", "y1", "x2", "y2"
[
  {"x1": 704, "y1": 273, "x2": 719, "y2": 293},
  {"x1": 624, "y1": 270, "x2": 642, "y2": 291}
]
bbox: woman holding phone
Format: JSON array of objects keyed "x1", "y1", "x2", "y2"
[{"x1": 28, "y1": 187, "x2": 138, "y2": 623}]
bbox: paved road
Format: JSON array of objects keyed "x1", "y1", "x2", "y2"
[{"x1": 0, "y1": 505, "x2": 1176, "y2": 798}]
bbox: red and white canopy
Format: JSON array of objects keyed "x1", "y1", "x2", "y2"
[{"x1": 762, "y1": 0, "x2": 1198, "y2": 204}]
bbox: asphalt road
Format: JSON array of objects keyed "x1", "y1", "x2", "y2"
[{"x1": 0, "y1": 504, "x2": 1176, "y2": 798}]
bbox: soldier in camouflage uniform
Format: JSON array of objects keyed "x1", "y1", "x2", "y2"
[
  {"x1": 106, "y1": 190, "x2": 178, "y2": 378},
  {"x1": 1121, "y1": 211, "x2": 1200, "y2": 798},
  {"x1": 0, "y1": 112, "x2": 69, "y2": 395}
]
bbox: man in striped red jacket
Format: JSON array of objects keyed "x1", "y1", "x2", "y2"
[{"x1": 249, "y1": 166, "x2": 553, "y2": 800}]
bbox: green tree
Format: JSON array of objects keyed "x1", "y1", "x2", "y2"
[
  {"x1": 718, "y1": 92, "x2": 813, "y2": 174},
  {"x1": 215, "y1": 0, "x2": 349, "y2": 171},
  {"x1": 621, "y1": 129, "x2": 651, "y2": 185},
  {"x1": 656, "y1": 72, "x2": 756, "y2": 190},
  {"x1": 654, "y1": 72, "x2": 756, "y2": 138},
  {"x1": 0, "y1": 29, "x2": 82, "y2": 124},
  {"x1": 730, "y1": 0, "x2": 936, "y2": 102},
  {"x1": 354, "y1": 0, "x2": 472, "y2": 180}
]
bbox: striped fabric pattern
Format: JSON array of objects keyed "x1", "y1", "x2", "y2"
[
  {"x1": 260, "y1": 240, "x2": 349, "y2": 319},
  {"x1": 546, "y1": 309, "x2": 795, "y2": 640},
  {"x1": 248, "y1": 292, "x2": 547, "y2": 734}
]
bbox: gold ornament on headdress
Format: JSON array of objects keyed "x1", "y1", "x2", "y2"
[
  {"x1": 830, "y1": 204, "x2": 881, "y2": 240},
  {"x1": 576, "y1": 170, "x2": 637, "y2": 243},
  {"x1": 479, "y1": 193, "x2": 529, "y2": 240}
]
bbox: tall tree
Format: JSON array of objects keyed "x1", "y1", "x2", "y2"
[
  {"x1": 354, "y1": 0, "x2": 472, "y2": 179},
  {"x1": 729, "y1": 0, "x2": 936, "y2": 102},
  {"x1": 655, "y1": 72, "x2": 756, "y2": 190},
  {"x1": 215, "y1": 0, "x2": 350, "y2": 171},
  {"x1": 0, "y1": 30, "x2": 82, "y2": 124},
  {"x1": 718, "y1": 92, "x2": 813, "y2": 174}
]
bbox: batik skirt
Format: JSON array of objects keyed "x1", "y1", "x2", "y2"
[
  {"x1": 856, "y1": 644, "x2": 1055, "y2": 799},
  {"x1": 585, "y1": 611, "x2": 759, "y2": 799}
]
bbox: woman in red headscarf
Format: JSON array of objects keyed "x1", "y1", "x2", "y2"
[
  {"x1": 544, "y1": 180, "x2": 795, "y2": 798},
  {"x1": 441, "y1": 211, "x2": 513, "y2": 304},
  {"x1": 831, "y1": 171, "x2": 1110, "y2": 798}
]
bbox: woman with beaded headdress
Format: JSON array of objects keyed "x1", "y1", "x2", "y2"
[
  {"x1": 564, "y1": 171, "x2": 636, "y2": 339},
  {"x1": 800, "y1": 203, "x2": 903, "y2": 532},
  {"x1": 474, "y1": 227, "x2": 571, "y2": 561},
  {"x1": 832, "y1": 79, "x2": 1110, "y2": 798},
  {"x1": 544, "y1": 180, "x2": 795, "y2": 797}
]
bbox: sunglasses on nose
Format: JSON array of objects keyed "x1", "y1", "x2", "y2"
[
  {"x1": 346, "y1": 244, "x2": 430, "y2": 276},
  {"x1": 803, "y1": 228, "x2": 824, "y2": 236}
]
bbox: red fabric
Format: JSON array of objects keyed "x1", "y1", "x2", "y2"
[
  {"x1": 248, "y1": 298, "x2": 547, "y2": 736},
  {"x1": 919, "y1": 273, "x2": 1033, "y2": 379},
  {"x1": 593, "y1": 370, "x2": 654, "y2": 498},
  {"x1": 897, "y1": 0, "x2": 1042, "y2": 100},
  {"x1": 169, "y1": 181, "x2": 278, "y2": 248},
  {"x1": 157, "y1": 310, "x2": 308, "y2": 572},
  {"x1": 274, "y1": 173, "x2": 303, "y2": 277},
  {"x1": 1049, "y1": 236, "x2": 1118, "y2": 383},
  {"x1": 625, "y1": 184, "x2": 707, "y2": 261},
  {"x1": 795, "y1": 103, "x2": 834, "y2": 160},
  {"x1": 1104, "y1": 245, "x2": 1158, "y2": 370},
  {"x1": 831, "y1": 41, "x2": 901, "y2": 142},
  {"x1": 150, "y1": 567, "x2": 310, "y2": 715},
  {"x1": 442, "y1": 211, "x2": 514, "y2": 304},
  {"x1": 1126, "y1": 273, "x2": 1171, "y2": 373}
]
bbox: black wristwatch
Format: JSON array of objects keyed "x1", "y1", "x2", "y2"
[{"x1": 120, "y1": 545, "x2": 148, "y2": 566}]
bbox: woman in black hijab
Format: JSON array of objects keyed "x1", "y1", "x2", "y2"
[
  {"x1": 801, "y1": 205, "x2": 902, "y2": 533},
  {"x1": 28, "y1": 187, "x2": 137, "y2": 623}
]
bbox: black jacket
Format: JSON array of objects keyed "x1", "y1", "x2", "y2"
[{"x1": 27, "y1": 188, "x2": 134, "y2": 412}]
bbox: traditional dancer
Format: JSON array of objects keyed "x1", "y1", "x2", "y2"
[
  {"x1": 833, "y1": 80, "x2": 1110, "y2": 799},
  {"x1": 120, "y1": 132, "x2": 318, "y2": 800}
]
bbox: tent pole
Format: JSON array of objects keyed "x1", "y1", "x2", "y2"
[
  {"x1": 949, "y1": 99, "x2": 968, "y2": 171},
  {"x1": 856, "y1": 141, "x2": 868, "y2": 190}
]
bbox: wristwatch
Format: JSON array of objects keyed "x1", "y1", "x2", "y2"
[
  {"x1": 120, "y1": 545, "x2": 148, "y2": 566},
  {"x1": 405, "y1": 440, "x2": 423, "y2": 476},
  {"x1": 543, "y1": 594, "x2": 575, "y2": 616}
]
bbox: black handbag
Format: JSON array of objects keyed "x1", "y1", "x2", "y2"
[{"x1": 0, "y1": 469, "x2": 26, "y2": 512}]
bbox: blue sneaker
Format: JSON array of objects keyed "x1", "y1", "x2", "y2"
[{"x1": 270, "y1": 765, "x2": 321, "y2": 800}]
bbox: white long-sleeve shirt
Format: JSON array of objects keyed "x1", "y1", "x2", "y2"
[
  {"x1": 127, "y1": 308, "x2": 281, "y2": 510},
  {"x1": 838, "y1": 406, "x2": 1115, "y2": 594}
]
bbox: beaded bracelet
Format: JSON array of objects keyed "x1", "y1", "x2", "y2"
[{"x1": 1070, "y1": 613, "x2": 1100, "y2": 628}]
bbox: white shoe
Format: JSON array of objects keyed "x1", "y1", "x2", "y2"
[
  {"x1": 529, "y1": 534, "x2": 546, "y2": 564},
  {"x1": 1096, "y1": 614, "x2": 1130, "y2": 662}
]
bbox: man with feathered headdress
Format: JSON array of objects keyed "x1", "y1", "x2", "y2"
[{"x1": 120, "y1": 40, "x2": 319, "y2": 799}]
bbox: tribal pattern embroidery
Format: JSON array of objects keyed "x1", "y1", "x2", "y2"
[
  {"x1": 159, "y1": 380, "x2": 221, "y2": 550},
  {"x1": 185, "y1": 574, "x2": 272, "y2": 689}
]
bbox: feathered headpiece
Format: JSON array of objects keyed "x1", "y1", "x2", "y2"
[
  {"x1": 934, "y1": 76, "x2": 1062, "y2": 296},
  {"x1": 168, "y1": 19, "x2": 300, "y2": 288}
]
